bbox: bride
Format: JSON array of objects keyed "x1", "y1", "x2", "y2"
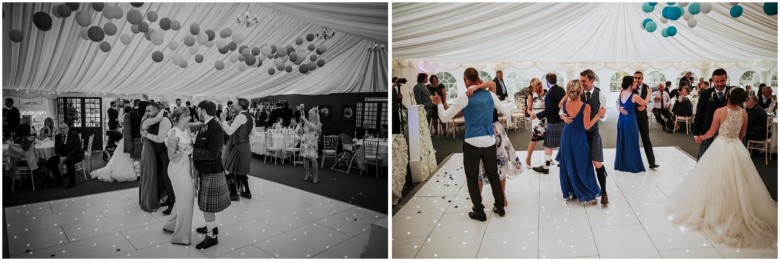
[
  {"x1": 666, "y1": 88, "x2": 777, "y2": 249},
  {"x1": 91, "y1": 106, "x2": 164, "y2": 182}
]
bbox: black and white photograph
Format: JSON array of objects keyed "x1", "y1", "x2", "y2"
[
  {"x1": 2, "y1": 2, "x2": 388, "y2": 258},
  {"x1": 391, "y1": 2, "x2": 777, "y2": 259}
]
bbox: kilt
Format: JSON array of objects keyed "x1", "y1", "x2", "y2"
[
  {"x1": 197, "y1": 172, "x2": 231, "y2": 213},
  {"x1": 131, "y1": 138, "x2": 143, "y2": 159},
  {"x1": 543, "y1": 121, "x2": 564, "y2": 148},
  {"x1": 586, "y1": 129, "x2": 604, "y2": 162},
  {"x1": 224, "y1": 142, "x2": 251, "y2": 175}
]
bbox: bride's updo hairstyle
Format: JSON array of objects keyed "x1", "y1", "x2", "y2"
[
  {"x1": 170, "y1": 106, "x2": 189, "y2": 124},
  {"x1": 728, "y1": 87, "x2": 747, "y2": 106},
  {"x1": 566, "y1": 80, "x2": 583, "y2": 100}
]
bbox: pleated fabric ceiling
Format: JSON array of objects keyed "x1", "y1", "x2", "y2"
[
  {"x1": 393, "y1": 2, "x2": 777, "y2": 63},
  {"x1": 3, "y1": 2, "x2": 388, "y2": 97}
]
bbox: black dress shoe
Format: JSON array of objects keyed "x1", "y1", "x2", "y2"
[
  {"x1": 649, "y1": 164, "x2": 659, "y2": 169},
  {"x1": 162, "y1": 206, "x2": 173, "y2": 216},
  {"x1": 162, "y1": 228, "x2": 174, "y2": 233},
  {"x1": 492, "y1": 207, "x2": 506, "y2": 217},
  {"x1": 196, "y1": 226, "x2": 218, "y2": 235},
  {"x1": 230, "y1": 194, "x2": 240, "y2": 201},
  {"x1": 240, "y1": 191, "x2": 252, "y2": 199},
  {"x1": 160, "y1": 201, "x2": 171, "y2": 207},
  {"x1": 532, "y1": 166, "x2": 549, "y2": 174},
  {"x1": 65, "y1": 183, "x2": 75, "y2": 189},
  {"x1": 195, "y1": 235, "x2": 218, "y2": 249},
  {"x1": 48, "y1": 181, "x2": 63, "y2": 188},
  {"x1": 468, "y1": 211, "x2": 487, "y2": 222}
]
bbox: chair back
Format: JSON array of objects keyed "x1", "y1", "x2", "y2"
[
  {"x1": 284, "y1": 133, "x2": 298, "y2": 149},
  {"x1": 85, "y1": 134, "x2": 94, "y2": 158},
  {"x1": 766, "y1": 115, "x2": 773, "y2": 140},
  {"x1": 515, "y1": 96, "x2": 527, "y2": 112},
  {"x1": 265, "y1": 132, "x2": 276, "y2": 150},
  {"x1": 323, "y1": 135, "x2": 339, "y2": 151},
  {"x1": 364, "y1": 139, "x2": 380, "y2": 158}
]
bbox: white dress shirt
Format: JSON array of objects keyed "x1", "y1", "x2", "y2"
[
  {"x1": 437, "y1": 91, "x2": 511, "y2": 147},
  {"x1": 651, "y1": 90, "x2": 670, "y2": 110}
]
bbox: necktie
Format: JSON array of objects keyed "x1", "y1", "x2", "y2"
[
  {"x1": 585, "y1": 92, "x2": 591, "y2": 103},
  {"x1": 718, "y1": 91, "x2": 724, "y2": 101},
  {"x1": 660, "y1": 93, "x2": 664, "y2": 109},
  {"x1": 63, "y1": 134, "x2": 67, "y2": 144},
  {"x1": 500, "y1": 80, "x2": 507, "y2": 94}
]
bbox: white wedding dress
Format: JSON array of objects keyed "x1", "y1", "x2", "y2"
[
  {"x1": 90, "y1": 138, "x2": 137, "y2": 182},
  {"x1": 666, "y1": 107, "x2": 777, "y2": 249}
]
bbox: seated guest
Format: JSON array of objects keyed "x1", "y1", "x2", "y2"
[
  {"x1": 745, "y1": 85, "x2": 756, "y2": 97},
  {"x1": 272, "y1": 118, "x2": 284, "y2": 130},
  {"x1": 40, "y1": 117, "x2": 55, "y2": 139},
  {"x1": 746, "y1": 95, "x2": 769, "y2": 141},
  {"x1": 758, "y1": 86, "x2": 774, "y2": 111},
  {"x1": 46, "y1": 123, "x2": 84, "y2": 189},
  {"x1": 289, "y1": 119, "x2": 302, "y2": 134},
  {"x1": 671, "y1": 87, "x2": 694, "y2": 132},
  {"x1": 355, "y1": 121, "x2": 374, "y2": 139},
  {"x1": 14, "y1": 118, "x2": 33, "y2": 151},
  {"x1": 651, "y1": 83, "x2": 673, "y2": 131}
]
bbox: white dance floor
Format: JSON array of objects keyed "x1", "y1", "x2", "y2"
[
  {"x1": 392, "y1": 147, "x2": 777, "y2": 258},
  {"x1": 6, "y1": 176, "x2": 386, "y2": 258}
]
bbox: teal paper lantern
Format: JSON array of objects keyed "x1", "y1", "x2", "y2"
[
  {"x1": 688, "y1": 3, "x2": 701, "y2": 14},
  {"x1": 649, "y1": 2, "x2": 658, "y2": 6},
  {"x1": 667, "y1": 26, "x2": 677, "y2": 36},
  {"x1": 662, "y1": 6, "x2": 670, "y2": 18},
  {"x1": 661, "y1": 28, "x2": 669, "y2": 37},
  {"x1": 669, "y1": 6, "x2": 683, "y2": 20},
  {"x1": 667, "y1": 2, "x2": 676, "y2": 5},
  {"x1": 646, "y1": 21, "x2": 657, "y2": 32},
  {"x1": 642, "y1": 18, "x2": 653, "y2": 28},
  {"x1": 730, "y1": 5, "x2": 743, "y2": 18},
  {"x1": 764, "y1": 2, "x2": 777, "y2": 15},
  {"x1": 642, "y1": 2, "x2": 654, "y2": 12}
]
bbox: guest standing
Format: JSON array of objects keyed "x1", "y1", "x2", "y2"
[
  {"x1": 4, "y1": 98, "x2": 20, "y2": 139},
  {"x1": 222, "y1": 99, "x2": 254, "y2": 199},
  {"x1": 138, "y1": 105, "x2": 164, "y2": 213},
  {"x1": 162, "y1": 107, "x2": 195, "y2": 245},
  {"x1": 428, "y1": 74, "x2": 446, "y2": 135},
  {"x1": 46, "y1": 123, "x2": 84, "y2": 189},
  {"x1": 615, "y1": 76, "x2": 651, "y2": 173},
  {"x1": 141, "y1": 103, "x2": 174, "y2": 215},
  {"x1": 531, "y1": 73, "x2": 566, "y2": 174},
  {"x1": 524, "y1": 78, "x2": 545, "y2": 167},
  {"x1": 301, "y1": 107, "x2": 323, "y2": 184},
  {"x1": 693, "y1": 68, "x2": 733, "y2": 159},
  {"x1": 618, "y1": 72, "x2": 658, "y2": 169},
  {"x1": 107, "y1": 101, "x2": 119, "y2": 131},
  {"x1": 413, "y1": 73, "x2": 434, "y2": 124},
  {"x1": 758, "y1": 86, "x2": 774, "y2": 111},
  {"x1": 125, "y1": 99, "x2": 144, "y2": 177},
  {"x1": 557, "y1": 80, "x2": 605, "y2": 204},
  {"x1": 282, "y1": 102, "x2": 293, "y2": 127}
]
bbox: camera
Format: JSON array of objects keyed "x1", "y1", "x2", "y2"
[{"x1": 393, "y1": 77, "x2": 407, "y2": 86}]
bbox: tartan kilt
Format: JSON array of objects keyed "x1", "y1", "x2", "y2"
[
  {"x1": 224, "y1": 143, "x2": 251, "y2": 175},
  {"x1": 543, "y1": 121, "x2": 564, "y2": 148},
  {"x1": 130, "y1": 138, "x2": 143, "y2": 159},
  {"x1": 586, "y1": 129, "x2": 604, "y2": 162},
  {"x1": 197, "y1": 172, "x2": 231, "y2": 213}
]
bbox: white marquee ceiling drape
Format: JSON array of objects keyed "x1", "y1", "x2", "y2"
[
  {"x1": 3, "y1": 2, "x2": 388, "y2": 98},
  {"x1": 393, "y1": 2, "x2": 777, "y2": 64}
]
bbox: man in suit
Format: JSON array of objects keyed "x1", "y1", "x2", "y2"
[
  {"x1": 125, "y1": 100, "x2": 144, "y2": 177},
  {"x1": 356, "y1": 121, "x2": 374, "y2": 139},
  {"x1": 174, "y1": 99, "x2": 183, "y2": 110},
  {"x1": 107, "y1": 101, "x2": 119, "y2": 130},
  {"x1": 746, "y1": 95, "x2": 768, "y2": 141},
  {"x1": 413, "y1": 73, "x2": 434, "y2": 124},
  {"x1": 192, "y1": 100, "x2": 230, "y2": 250},
  {"x1": 392, "y1": 77, "x2": 404, "y2": 134},
  {"x1": 4, "y1": 98, "x2": 21, "y2": 139},
  {"x1": 268, "y1": 103, "x2": 283, "y2": 128},
  {"x1": 292, "y1": 104, "x2": 304, "y2": 124},
  {"x1": 140, "y1": 103, "x2": 175, "y2": 215},
  {"x1": 758, "y1": 85, "x2": 774, "y2": 111},
  {"x1": 46, "y1": 123, "x2": 84, "y2": 189},
  {"x1": 186, "y1": 101, "x2": 199, "y2": 122},
  {"x1": 694, "y1": 68, "x2": 733, "y2": 159},
  {"x1": 493, "y1": 70, "x2": 509, "y2": 101},
  {"x1": 282, "y1": 101, "x2": 293, "y2": 127},
  {"x1": 618, "y1": 72, "x2": 658, "y2": 170},
  {"x1": 531, "y1": 73, "x2": 566, "y2": 174},
  {"x1": 576, "y1": 69, "x2": 609, "y2": 204},
  {"x1": 432, "y1": 67, "x2": 509, "y2": 221}
]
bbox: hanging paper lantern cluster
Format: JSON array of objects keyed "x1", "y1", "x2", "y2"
[{"x1": 765, "y1": 2, "x2": 778, "y2": 15}]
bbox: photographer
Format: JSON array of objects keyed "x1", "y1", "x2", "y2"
[{"x1": 392, "y1": 77, "x2": 406, "y2": 134}]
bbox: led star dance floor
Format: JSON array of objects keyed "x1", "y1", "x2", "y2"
[
  {"x1": 6, "y1": 176, "x2": 386, "y2": 258},
  {"x1": 393, "y1": 147, "x2": 777, "y2": 258}
]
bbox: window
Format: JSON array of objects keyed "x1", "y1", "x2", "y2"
[
  {"x1": 479, "y1": 71, "x2": 493, "y2": 84},
  {"x1": 436, "y1": 72, "x2": 458, "y2": 103},
  {"x1": 356, "y1": 101, "x2": 384, "y2": 130},
  {"x1": 772, "y1": 75, "x2": 778, "y2": 94},
  {"x1": 646, "y1": 71, "x2": 666, "y2": 90},
  {"x1": 541, "y1": 72, "x2": 565, "y2": 87},
  {"x1": 610, "y1": 71, "x2": 630, "y2": 92},
  {"x1": 356, "y1": 103, "x2": 363, "y2": 127},
  {"x1": 505, "y1": 72, "x2": 529, "y2": 97},
  {"x1": 739, "y1": 71, "x2": 759, "y2": 88}
]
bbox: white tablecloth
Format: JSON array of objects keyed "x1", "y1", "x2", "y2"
[
  {"x1": 4, "y1": 140, "x2": 55, "y2": 160},
  {"x1": 249, "y1": 132, "x2": 301, "y2": 158}
]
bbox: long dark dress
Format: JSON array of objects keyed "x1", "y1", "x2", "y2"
[
  {"x1": 139, "y1": 137, "x2": 161, "y2": 212},
  {"x1": 557, "y1": 101, "x2": 602, "y2": 202},
  {"x1": 614, "y1": 93, "x2": 646, "y2": 173}
]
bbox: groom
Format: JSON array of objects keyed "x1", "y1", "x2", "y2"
[
  {"x1": 693, "y1": 68, "x2": 732, "y2": 159},
  {"x1": 192, "y1": 100, "x2": 231, "y2": 249}
]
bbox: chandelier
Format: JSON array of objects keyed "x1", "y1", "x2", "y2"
[
  {"x1": 316, "y1": 26, "x2": 336, "y2": 40},
  {"x1": 367, "y1": 43, "x2": 385, "y2": 52},
  {"x1": 236, "y1": 3, "x2": 259, "y2": 28}
]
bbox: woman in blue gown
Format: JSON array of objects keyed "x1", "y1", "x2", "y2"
[
  {"x1": 615, "y1": 76, "x2": 651, "y2": 173},
  {"x1": 557, "y1": 80, "x2": 605, "y2": 204}
]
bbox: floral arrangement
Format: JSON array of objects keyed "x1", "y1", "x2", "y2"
[
  {"x1": 417, "y1": 106, "x2": 438, "y2": 181},
  {"x1": 392, "y1": 133, "x2": 408, "y2": 200}
]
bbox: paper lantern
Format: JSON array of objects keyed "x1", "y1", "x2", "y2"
[
  {"x1": 667, "y1": 25, "x2": 677, "y2": 36},
  {"x1": 701, "y1": 2, "x2": 712, "y2": 13},
  {"x1": 660, "y1": 16, "x2": 668, "y2": 23},
  {"x1": 220, "y1": 28, "x2": 232, "y2": 38},
  {"x1": 180, "y1": 61, "x2": 188, "y2": 68},
  {"x1": 218, "y1": 46, "x2": 229, "y2": 54},
  {"x1": 306, "y1": 33, "x2": 314, "y2": 41},
  {"x1": 294, "y1": 56, "x2": 304, "y2": 65},
  {"x1": 277, "y1": 46, "x2": 287, "y2": 56},
  {"x1": 729, "y1": 2, "x2": 739, "y2": 5},
  {"x1": 765, "y1": 2, "x2": 778, "y2": 15},
  {"x1": 232, "y1": 32, "x2": 244, "y2": 44},
  {"x1": 661, "y1": 28, "x2": 669, "y2": 37},
  {"x1": 195, "y1": 54, "x2": 204, "y2": 63},
  {"x1": 299, "y1": 65, "x2": 308, "y2": 73},
  {"x1": 645, "y1": 21, "x2": 657, "y2": 32},
  {"x1": 183, "y1": 35, "x2": 196, "y2": 46},
  {"x1": 147, "y1": 11, "x2": 158, "y2": 22},
  {"x1": 120, "y1": 33, "x2": 132, "y2": 44},
  {"x1": 642, "y1": 18, "x2": 652, "y2": 28},
  {"x1": 171, "y1": 54, "x2": 183, "y2": 65},
  {"x1": 151, "y1": 51, "x2": 164, "y2": 62},
  {"x1": 216, "y1": 39, "x2": 226, "y2": 49},
  {"x1": 99, "y1": 41, "x2": 111, "y2": 52},
  {"x1": 66, "y1": 3, "x2": 79, "y2": 11},
  {"x1": 130, "y1": 25, "x2": 139, "y2": 34},
  {"x1": 687, "y1": 17, "x2": 698, "y2": 28},
  {"x1": 229, "y1": 54, "x2": 238, "y2": 63},
  {"x1": 151, "y1": 30, "x2": 164, "y2": 45},
  {"x1": 307, "y1": 61, "x2": 317, "y2": 71},
  {"x1": 239, "y1": 46, "x2": 250, "y2": 56},
  {"x1": 317, "y1": 59, "x2": 325, "y2": 67},
  {"x1": 688, "y1": 2, "x2": 701, "y2": 14},
  {"x1": 245, "y1": 55, "x2": 256, "y2": 66},
  {"x1": 80, "y1": 28, "x2": 91, "y2": 40},
  {"x1": 310, "y1": 54, "x2": 318, "y2": 61},
  {"x1": 88, "y1": 26, "x2": 105, "y2": 42},
  {"x1": 228, "y1": 42, "x2": 237, "y2": 51},
  {"x1": 92, "y1": 3, "x2": 105, "y2": 11},
  {"x1": 642, "y1": 2, "x2": 654, "y2": 12},
  {"x1": 214, "y1": 60, "x2": 225, "y2": 70},
  {"x1": 669, "y1": 6, "x2": 682, "y2": 20},
  {"x1": 251, "y1": 47, "x2": 260, "y2": 56},
  {"x1": 190, "y1": 22, "x2": 200, "y2": 35},
  {"x1": 197, "y1": 33, "x2": 208, "y2": 45},
  {"x1": 268, "y1": 68, "x2": 276, "y2": 75},
  {"x1": 168, "y1": 40, "x2": 179, "y2": 50},
  {"x1": 130, "y1": 3, "x2": 143, "y2": 7},
  {"x1": 127, "y1": 9, "x2": 143, "y2": 24},
  {"x1": 237, "y1": 54, "x2": 245, "y2": 62},
  {"x1": 103, "y1": 22, "x2": 117, "y2": 36},
  {"x1": 238, "y1": 63, "x2": 246, "y2": 71},
  {"x1": 52, "y1": 5, "x2": 62, "y2": 18},
  {"x1": 205, "y1": 29, "x2": 215, "y2": 41},
  {"x1": 274, "y1": 58, "x2": 284, "y2": 68},
  {"x1": 138, "y1": 21, "x2": 149, "y2": 32},
  {"x1": 730, "y1": 5, "x2": 743, "y2": 18},
  {"x1": 316, "y1": 49, "x2": 323, "y2": 55},
  {"x1": 318, "y1": 45, "x2": 328, "y2": 53},
  {"x1": 295, "y1": 37, "x2": 303, "y2": 45},
  {"x1": 261, "y1": 45, "x2": 272, "y2": 56},
  {"x1": 9, "y1": 29, "x2": 23, "y2": 42},
  {"x1": 683, "y1": 11, "x2": 692, "y2": 20},
  {"x1": 171, "y1": 20, "x2": 181, "y2": 30},
  {"x1": 160, "y1": 18, "x2": 171, "y2": 30},
  {"x1": 33, "y1": 12, "x2": 53, "y2": 31},
  {"x1": 667, "y1": 2, "x2": 675, "y2": 5},
  {"x1": 204, "y1": 40, "x2": 214, "y2": 48},
  {"x1": 112, "y1": 6, "x2": 123, "y2": 19},
  {"x1": 57, "y1": 4, "x2": 72, "y2": 17},
  {"x1": 144, "y1": 28, "x2": 155, "y2": 41},
  {"x1": 76, "y1": 11, "x2": 91, "y2": 27},
  {"x1": 289, "y1": 52, "x2": 298, "y2": 62},
  {"x1": 307, "y1": 44, "x2": 315, "y2": 51},
  {"x1": 270, "y1": 45, "x2": 277, "y2": 53}
]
